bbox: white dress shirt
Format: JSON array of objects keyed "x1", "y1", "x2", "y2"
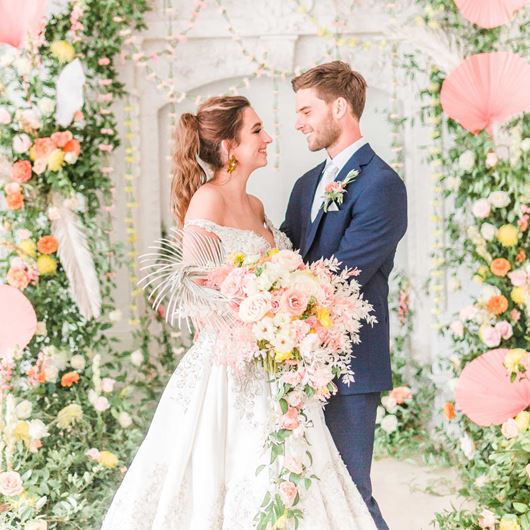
[{"x1": 310, "y1": 137, "x2": 368, "y2": 222}]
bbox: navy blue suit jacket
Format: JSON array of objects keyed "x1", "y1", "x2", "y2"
[{"x1": 281, "y1": 143, "x2": 407, "y2": 394}]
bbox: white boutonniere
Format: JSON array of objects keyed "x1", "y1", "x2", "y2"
[{"x1": 321, "y1": 169, "x2": 359, "y2": 213}]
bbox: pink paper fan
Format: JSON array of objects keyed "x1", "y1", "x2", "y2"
[
  {"x1": 454, "y1": 0, "x2": 528, "y2": 29},
  {"x1": 0, "y1": 285, "x2": 37, "y2": 356},
  {"x1": 455, "y1": 348, "x2": 530, "y2": 426},
  {"x1": 0, "y1": 0, "x2": 47, "y2": 48},
  {"x1": 441, "y1": 52, "x2": 530, "y2": 135}
]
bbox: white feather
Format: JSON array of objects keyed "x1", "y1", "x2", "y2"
[
  {"x1": 50, "y1": 192, "x2": 102, "y2": 319},
  {"x1": 55, "y1": 59, "x2": 85, "y2": 127}
]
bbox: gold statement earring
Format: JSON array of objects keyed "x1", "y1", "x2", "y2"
[{"x1": 226, "y1": 154, "x2": 238, "y2": 174}]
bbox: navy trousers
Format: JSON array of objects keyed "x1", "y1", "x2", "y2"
[{"x1": 324, "y1": 392, "x2": 389, "y2": 530}]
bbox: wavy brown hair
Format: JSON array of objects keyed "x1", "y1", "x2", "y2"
[{"x1": 170, "y1": 95, "x2": 250, "y2": 226}]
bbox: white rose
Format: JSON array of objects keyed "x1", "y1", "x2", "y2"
[
  {"x1": 480, "y1": 222, "x2": 496, "y2": 241},
  {"x1": 109, "y1": 309, "x2": 122, "y2": 322},
  {"x1": 51, "y1": 350, "x2": 69, "y2": 371},
  {"x1": 458, "y1": 150, "x2": 475, "y2": 172},
  {"x1": 70, "y1": 354, "x2": 86, "y2": 371},
  {"x1": 0, "y1": 52, "x2": 14, "y2": 68},
  {"x1": 446, "y1": 176, "x2": 460, "y2": 191},
  {"x1": 375, "y1": 406, "x2": 385, "y2": 424},
  {"x1": 44, "y1": 365, "x2": 59, "y2": 383},
  {"x1": 15, "y1": 400, "x2": 32, "y2": 419},
  {"x1": 15, "y1": 57, "x2": 31, "y2": 76},
  {"x1": 471, "y1": 199, "x2": 491, "y2": 219},
  {"x1": 380, "y1": 414, "x2": 398, "y2": 434},
  {"x1": 488, "y1": 191, "x2": 510, "y2": 208},
  {"x1": 25, "y1": 520, "x2": 48, "y2": 530},
  {"x1": 485, "y1": 151, "x2": 497, "y2": 168},
  {"x1": 37, "y1": 97, "x2": 55, "y2": 116},
  {"x1": 521, "y1": 138, "x2": 530, "y2": 152},
  {"x1": 381, "y1": 395, "x2": 398, "y2": 413},
  {"x1": 238, "y1": 292, "x2": 272, "y2": 323},
  {"x1": 270, "y1": 250, "x2": 303, "y2": 272},
  {"x1": 130, "y1": 350, "x2": 143, "y2": 367},
  {"x1": 118, "y1": 411, "x2": 132, "y2": 428},
  {"x1": 64, "y1": 152, "x2": 79, "y2": 165},
  {"x1": 28, "y1": 419, "x2": 49, "y2": 440},
  {"x1": 0, "y1": 107, "x2": 11, "y2": 125}
]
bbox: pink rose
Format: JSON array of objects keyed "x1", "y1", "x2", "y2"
[
  {"x1": 220, "y1": 268, "x2": 248, "y2": 299},
  {"x1": 0, "y1": 471, "x2": 23, "y2": 496},
  {"x1": 85, "y1": 448, "x2": 100, "y2": 460},
  {"x1": 101, "y1": 378, "x2": 116, "y2": 393},
  {"x1": 495, "y1": 321, "x2": 513, "y2": 340},
  {"x1": 284, "y1": 456, "x2": 303, "y2": 475},
  {"x1": 449, "y1": 320, "x2": 464, "y2": 338},
  {"x1": 472, "y1": 199, "x2": 491, "y2": 219},
  {"x1": 207, "y1": 264, "x2": 233, "y2": 289},
  {"x1": 282, "y1": 407, "x2": 300, "y2": 430},
  {"x1": 501, "y1": 418, "x2": 519, "y2": 439},
  {"x1": 480, "y1": 326, "x2": 501, "y2": 348},
  {"x1": 508, "y1": 269, "x2": 527, "y2": 287},
  {"x1": 270, "y1": 249, "x2": 304, "y2": 272},
  {"x1": 478, "y1": 508, "x2": 496, "y2": 529},
  {"x1": 94, "y1": 396, "x2": 110, "y2": 412},
  {"x1": 238, "y1": 292, "x2": 272, "y2": 323},
  {"x1": 324, "y1": 181, "x2": 342, "y2": 193},
  {"x1": 287, "y1": 390, "x2": 305, "y2": 409},
  {"x1": 290, "y1": 320, "x2": 310, "y2": 344},
  {"x1": 279, "y1": 480, "x2": 298, "y2": 507},
  {"x1": 19, "y1": 109, "x2": 41, "y2": 131},
  {"x1": 282, "y1": 371, "x2": 303, "y2": 386},
  {"x1": 308, "y1": 365, "x2": 333, "y2": 388},
  {"x1": 389, "y1": 386, "x2": 412, "y2": 405},
  {"x1": 13, "y1": 134, "x2": 32, "y2": 154},
  {"x1": 511, "y1": 309, "x2": 521, "y2": 323},
  {"x1": 459, "y1": 305, "x2": 478, "y2": 321},
  {"x1": 98, "y1": 57, "x2": 111, "y2": 66},
  {"x1": 280, "y1": 288, "x2": 309, "y2": 316},
  {"x1": 0, "y1": 108, "x2": 11, "y2": 124},
  {"x1": 33, "y1": 158, "x2": 47, "y2": 175}
]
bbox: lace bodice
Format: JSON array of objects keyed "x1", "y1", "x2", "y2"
[{"x1": 184, "y1": 215, "x2": 292, "y2": 255}]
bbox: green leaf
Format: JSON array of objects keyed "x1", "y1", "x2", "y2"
[{"x1": 513, "y1": 502, "x2": 529, "y2": 514}]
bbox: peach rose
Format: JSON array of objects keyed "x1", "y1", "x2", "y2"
[
  {"x1": 11, "y1": 160, "x2": 32, "y2": 183},
  {"x1": 501, "y1": 418, "x2": 519, "y2": 439},
  {"x1": 270, "y1": 250, "x2": 303, "y2": 272},
  {"x1": 220, "y1": 268, "x2": 248, "y2": 299},
  {"x1": 7, "y1": 267, "x2": 29, "y2": 289},
  {"x1": 279, "y1": 481, "x2": 298, "y2": 507},
  {"x1": 6, "y1": 192, "x2": 24, "y2": 210},
  {"x1": 238, "y1": 292, "x2": 272, "y2": 323},
  {"x1": 31, "y1": 138, "x2": 55, "y2": 160},
  {"x1": 325, "y1": 181, "x2": 342, "y2": 193},
  {"x1": 389, "y1": 386, "x2": 412, "y2": 404},
  {"x1": 284, "y1": 456, "x2": 303, "y2": 475},
  {"x1": 206, "y1": 264, "x2": 233, "y2": 289},
  {"x1": 0, "y1": 471, "x2": 23, "y2": 496},
  {"x1": 280, "y1": 288, "x2": 309, "y2": 316},
  {"x1": 37, "y1": 235, "x2": 58, "y2": 255},
  {"x1": 5, "y1": 182, "x2": 21, "y2": 194},
  {"x1": 487, "y1": 295, "x2": 508, "y2": 315},
  {"x1": 51, "y1": 130, "x2": 73, "y2": 148},
  {"x1": 281, "y1": 407, "x2": 300, "y2": 430},
  {"x1": 490, "y1": 258, "x2": 511, "y2": 277},
  {"x1": 495, "y1": 321, "x2": 513, "y2": 340}
]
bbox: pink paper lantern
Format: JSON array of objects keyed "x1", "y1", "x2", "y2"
[
  {"x1": 455, "y1": 348, "x2": 530, "y2": 426},
  {"x1": 454, "y1": 0, "x2": 528, "y2": 29},
  {"x1": 0, "y1": 0, "x2": 47, "y2": 48},
  {"x1": 0, "y1": 285, "x2": 37, "y2": 356},
  {"x1": 441, "y1": 51, "x2": 530, "y2": 135}
]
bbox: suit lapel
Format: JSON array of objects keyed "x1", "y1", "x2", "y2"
[{"x1": 302, "y1": 143, "x2": 375, "y2": 259}]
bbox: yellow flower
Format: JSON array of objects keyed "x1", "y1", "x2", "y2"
[
  {"x1": 14, "y1": 421, "x2": 30, "y2": 442},
  {"x1": 56, "y1": 403, "x2": 82, "y2": 429},
  {"x1": 267, "y1": 248, "x2": 280, "y2": 257},
  {"x1": 274, "y1": 350, "x2": 293, "y2": 362},
  {"x1": 477, "y1": 265, "x2": 489, "y2": 279},
  {"x1": 316, "y1": 307, "x2": 333, "y2": 328},
  {"x1": 99, "y1": 450, "x2": 118, "y2": 468},
  {"x1": 50, "y1": 40, "x2": 76, "y2": 64},
  {"x1": 504, "y1": 349, "x2": 528, "y2": 374},
  {"x1": 499, "y1": 517, "x2": 520, "y2": 530},
  {"x1": 511, "y1": 287, "x2": 525, "y2": 305},
  {"x1": 229, "y1": 252, "x2": 246, "y2": 266},
  {"x1": 19, "y1": 239, "x2": 36, "y2": 258},
  {"x1": 515, "y1": 411, "x2": 530, "y2": 432},
  {"x1": 47, "y1": 149, "x2": 65, "y2": 172},
  {"x1": 497, "y1": 224, "x2": 519, "y2": 247},
  {"x1": 37, "y1": 255, "x2": 57, "y2": 276}
]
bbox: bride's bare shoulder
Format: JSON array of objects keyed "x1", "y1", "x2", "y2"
[{"x1": 185, "y1": 183, "x2": 225, "y2": 223}]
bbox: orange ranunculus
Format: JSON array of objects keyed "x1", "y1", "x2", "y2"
[
  {"x1": 443, "y1": 402, "x2": 456, "y2": 420},
  {"x1": 490, "y1": 258, "x2": 511, "y2": 277},
  {"x1": 37, "y1": 235, "x2": 58, "y2": 254},
  {"x1": 31, "y1": 138, "x2": 55, "y2": 160},
  {"x1": 487, "y1": 294, "x2": 509, "y2": 315},
  {"x1": 516, "y1": 249, "x2": 526, "y2": 264},
  {"x1": 11, "y1": 160, "x2": 32, "y2": 183},
  {"x1": 6, "y1": 192, "x2": 24, "y2": 210},
  {"x1": 60, "y1": 371, "x2": 80, "y2": 388},
  {"x1": 51, "y1": 130, "x2": 73, "y2": 148},
  {"x1": 63, "y1": 138, "x2": 81, "y2": 156}
]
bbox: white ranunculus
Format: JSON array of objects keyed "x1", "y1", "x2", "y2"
[
  {"x1": 28, "y1": 419, "x2": 49, "y2": 440},
  {"x1": 480, "y1": 222, "x2": 496, "y2": 241},
  {"x1": 130, "y1": 350, "x2": 143, "y2": 367},
  {"x1": 488, "y1": 191, "x2": 510, "y2": 208},
  {"x1": 37, "y1": 97, "x2": 55, "y2": 116},
  {"x1": 381, "y1": 395, "x2": 398, "y2": 413},
  {"x1": 380, "y1": 414, "x2": 398, "y2": 434},
  {"x1": 15, "y1": 400, "x2": 32, "y2": 419},
  {"x1": 118, "y1": 411, "x2": 132, "y2": 428},
  {"x1": 44, "y1": 365, "x2": 59, "y2": 383},
  {"x1": 445, "y1": 176, "x2": 460, "y2": 191},
  {"x1": 458, "y1": 150, "x2": 475, "y2": 172},
  {"x1": 70, "y1": 354, "x2": 86, "y2": 371}
]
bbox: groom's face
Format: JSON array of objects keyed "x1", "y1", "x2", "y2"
[{"x1": 294, "y1": 88, "x2": 340, "y2": 152}]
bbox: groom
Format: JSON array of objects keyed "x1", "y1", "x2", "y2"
[{"x1": 281, "y1": 61, "x2": 407, "y2": 530}]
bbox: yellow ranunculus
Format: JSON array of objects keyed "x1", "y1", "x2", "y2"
[
  {"x1": 497, "y1": 224, "x2": 519, "y2": 247},
  {"x1": 19, "y1": 239, "x2": 36, "y2": 258},
  {"x1": 14, "y1": 420, "x2": 30, "y2": 442},
  {"x1": 267, "y1": 248, "x2": 280, "y2": 257},
  {"x1": 29, "y1": 146, "x2": 37, "y2": 161},
  {"x1": 99, "y1": 450, "x2": 118, "y2": 468},
  {"x1": 50, "y1": 40, "x2": 76, "y2": 64},
  {"x1": 47, "y1": 149, "x2": 65, "y2": 172},
  {"x1": 504, "y1": 349, "x2": 528, "y2": 374},
  {"x1": 274, "y1": 350, "x2": 293, "y2": 362},
  {"x1": 316, "y1": 307, "x2": 333, "y2": 328},
  {"x1": 515, "y1": 411, "x2": 530, "y2": 432},
  {"x1": 56, "y1": 403, "x2": 82, "y2": 429},
  {"x1": 37, "y1": 255, "x2": 57, "y2": 276},
  {"x1": 499, "y1": 517, "x2": 521, "y2": 530},
  {"x1": 229, "y1": 252, "x2": 246, "y2": 266},
  {"x1": 511, "y1": 287, "x2": 526, "y2": 305}
]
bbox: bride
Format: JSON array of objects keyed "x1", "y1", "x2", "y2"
[{"x1": 100, "y1": 96, "x2": 377, "y2": 530}]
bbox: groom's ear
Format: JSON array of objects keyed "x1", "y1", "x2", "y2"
[{"x1": 333, "y1": 97, "x2": 349, "y2": 120}]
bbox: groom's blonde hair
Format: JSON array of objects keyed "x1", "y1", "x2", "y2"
[{"x1": 291, "y1": 61, "x2": 367, "y2": 120}]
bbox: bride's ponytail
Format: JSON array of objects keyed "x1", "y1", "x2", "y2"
[{"x1": 171, "y1": 113, "x2": 203, "y2": 227}]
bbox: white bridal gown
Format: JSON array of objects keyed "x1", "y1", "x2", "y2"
[{"x1": 100, "y1": 217, "x2": 377, "y2": 530}]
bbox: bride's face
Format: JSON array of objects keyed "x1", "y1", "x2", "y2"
[
  {"x1": 231, "y1": 107, "x2": 272, "y2": 171},
  {"x1": 294, "y1": 88, "x2": 340, "y2": 152}
]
